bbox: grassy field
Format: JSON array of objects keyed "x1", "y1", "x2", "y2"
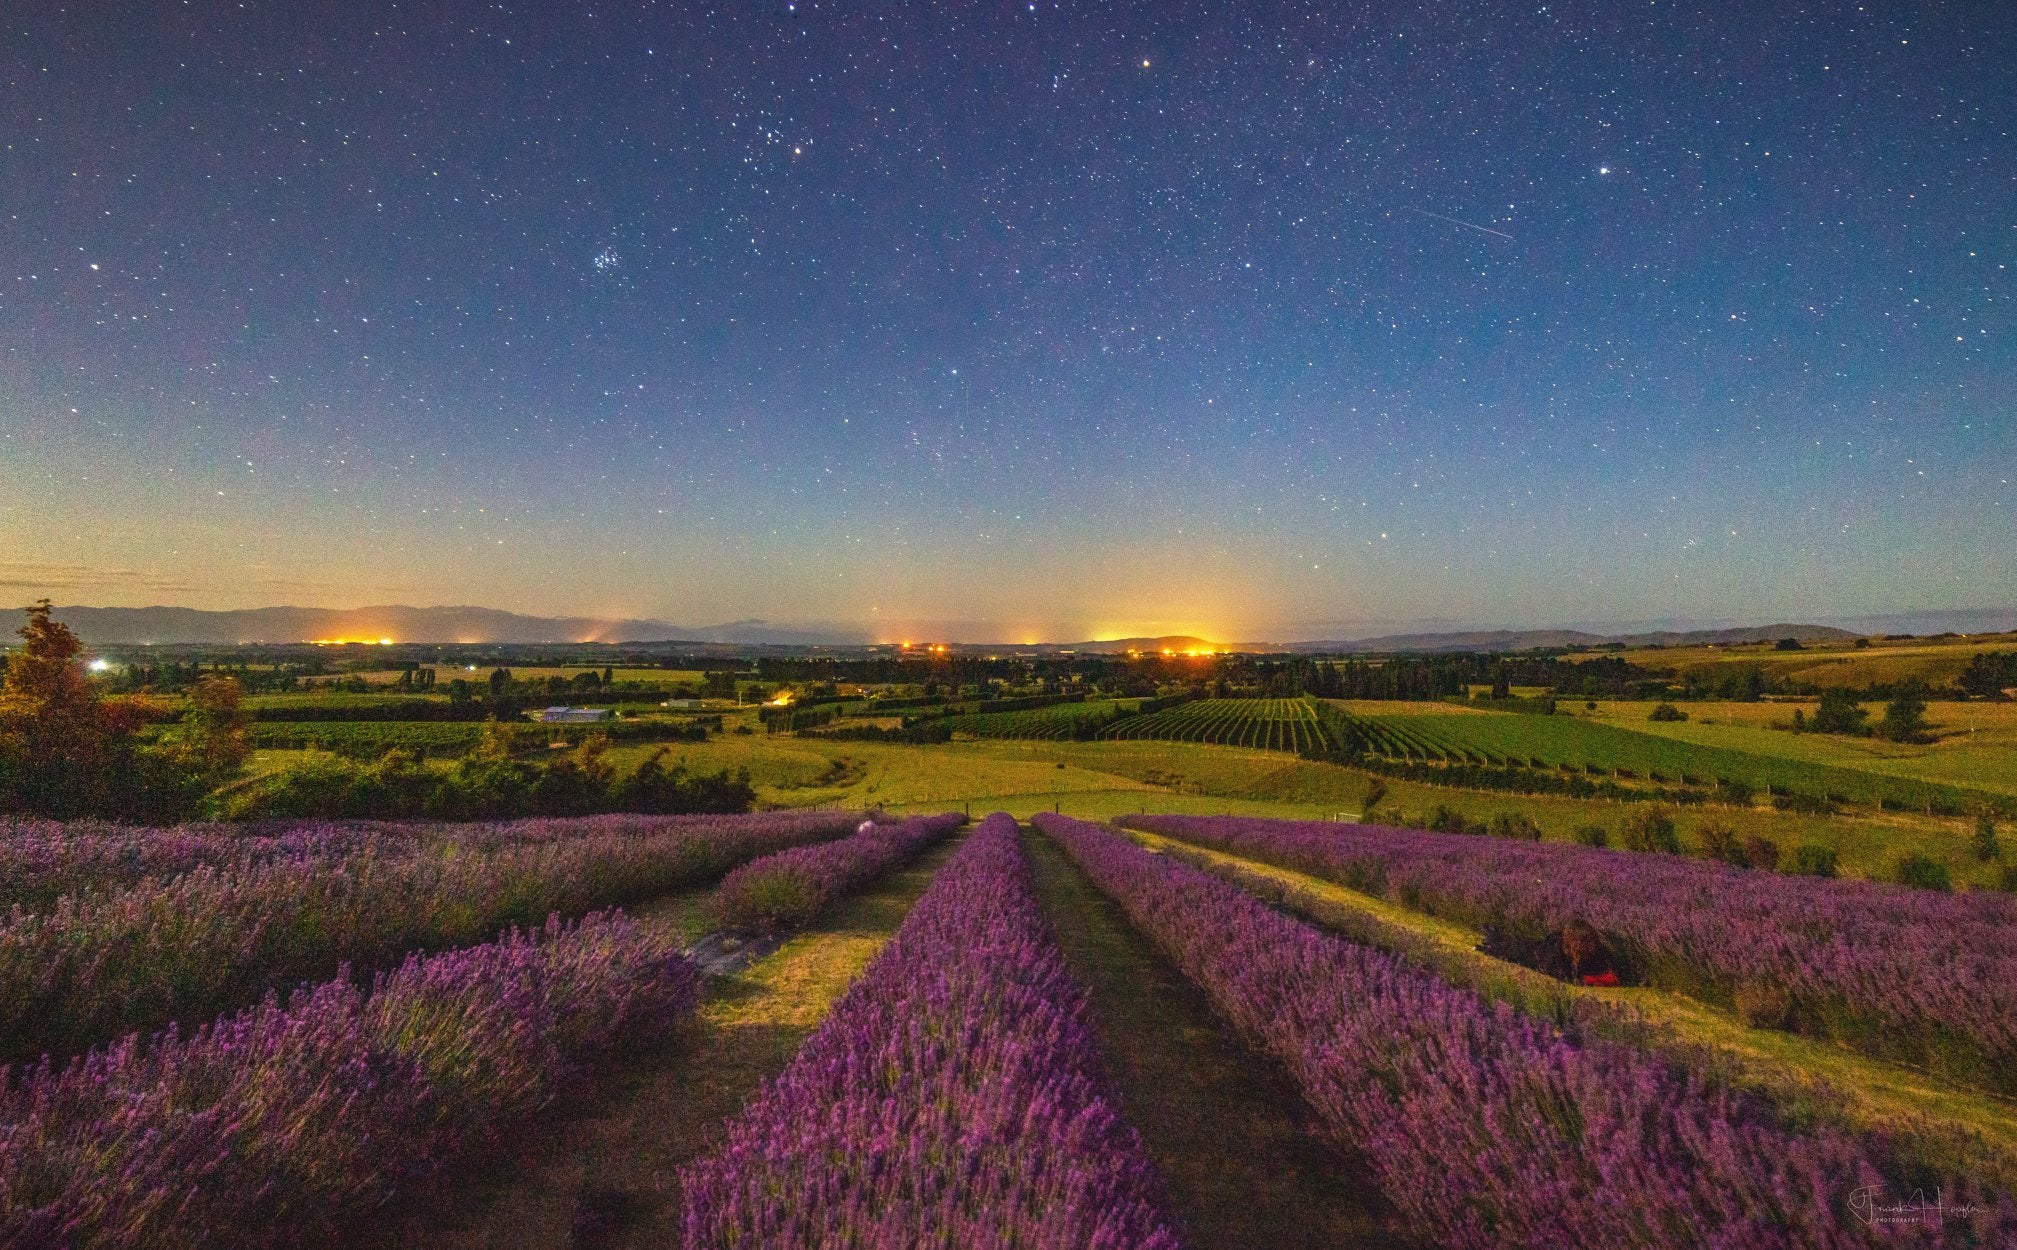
[
  {"x1": 1586, "y1": 699, "x2": 2017, "y2": 798},
  {"x1": 232, "y1": 689, "x2": 2013, "y2": 885},
  {"x1": 1642, "y1": 633, "x2": 2017, "y2": 689},
  {"x1": 938, "y1": 699, "x2": 1135, "y2": 739},
  {"x1": 243, "y1": 691, "x2": 448, "y2": 712},
  {"x1": 934, "y1": 693, "x2": 2003, "y2": 812},
  {"x1": 1356, "y1": 708, "x2": 1988, "y2": 810},
  {"x1": 605, "y1": 734, "x2": 2007, "y2": 887}
]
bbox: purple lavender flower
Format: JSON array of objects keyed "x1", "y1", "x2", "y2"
[
  {"x1": 681, "y1": 813, "x2": 1181, "y2": 1248},
  {"x1": 0, "y1": 809, "x2": 862, "y2": 1065},
  {"x1": 1037, "y1": 813, "x2": 2016, "y2": 1250},
  {"x1": 1122, "y1": 812, "x2": 2017, "y2": 1094},
  {"x1": 713, "y1": 812, "x2": 965, "y2": 932},
  {"x1": 0, "y1": 909, "x2": 697, "y2": 1249}
]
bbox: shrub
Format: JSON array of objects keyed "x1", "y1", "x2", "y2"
[
  {"x1": 1771, "y1": 791, "x2": 1837, "y2": 815},
  {"x1": 1648, "y1": 702, "x2": 1687, "y2": 722},
  {"x1": 1812, "y1": 688, "x2": 1868, "y2": 736},
  {"x1": 1970, "y1": 813, "x2": 2001, "y2": 863},
  {"x1": 1488, "y1": 811, "x2": 1543, "y2": 842},
  {"x1": 1426, "y1": 804, "x2": 1486, "y2": 837},
  {"x1": 1733, "y1": 980, "x2": 1793, "y2": 1029},
  {"x1": 1743, "y1": 835, "x2": 1781, "y2": 873},
  {"x1": 1715, "y1": 778, "x2": 1755, "y2": 807},
  {"x1": 1571, "y1": 824, "x2": 1610, "y2": 848},
  {"x1": 1791, "y1": 843, "x2": 1839, "y2": 878},
  {"x1": 1620, "y1": 806, "x2": 1680, "y2": 854},
  {"x1": 1696, "y1": 820, "x2": 1746, "y2": 867},
  {"x1": 1891, "y1": 852, "x2": 1952, "y2": 893}
]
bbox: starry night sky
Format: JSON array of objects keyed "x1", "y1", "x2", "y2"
[{"x1": 3, "y1": 2, "x2": 2012, "y2": 642}]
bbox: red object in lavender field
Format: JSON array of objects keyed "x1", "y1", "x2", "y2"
[
  {"x1": 1036, "y1": 813, "x2": 2017, "y2": 1250},
  {"x1": 0, "y1": 909, "x2": 698, "y2": 1249},
  {"x1": 1123, "y1": 812, "x2": 2017, "y2": 1096},
  {"x1": 1581, "y1": 970, "x2": 1621, "y2": 987},
  {"x1": 681, "y1": 813, "x2": 1181, "y2": 1249}
]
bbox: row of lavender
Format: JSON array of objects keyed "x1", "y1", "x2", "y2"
[
  {"x1": 0, "y1": 910, "x2": 698, "y2": 1250},
  {"x1": 1039, "y1": 814, "x2": 2013, "y2": 1249},
  {"x1": 0, "y1": 810, "x2": 858, "y2": 911},
  {"x1": 714, "y1": 811, "x2": 966, "y2": 932},
  {"x1": 0, "y1": 817, "x2": 388, "y2": 910},
  {"x1": 1124, "y1": 814, "x2": 2017, "y2": 1093},
  {"x1": 681, "y1": 814, "x2": 1181, "y2": 1248},
  {"x1": 0, "y1": 809, "x2": 864, "y2": 1064}
]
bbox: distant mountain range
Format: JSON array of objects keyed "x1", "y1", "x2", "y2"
[
  {"x1": 14, "y1": 604, "x2": 2014, "y2": 653},
  {"x1": 1284, "y1": 624, "x2": 1865, "y2": 654},
  {"x1": 21, "y1": 605, "x2": 867, "y2": 647}
]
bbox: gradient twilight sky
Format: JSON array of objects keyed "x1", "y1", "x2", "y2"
[{"x1": 3, "y1": 2, "x2": 2012, "y2": 642}]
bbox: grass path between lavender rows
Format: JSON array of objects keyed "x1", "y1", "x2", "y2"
[
  {"x1": 1021, "y1": 826, "x2": 1406, "y2": 1250},
  {"x1": 370, "y1": 835, "x2": 965, "y2": 1250},
  {"x1": 1123, "y1": 826, "x2": 2017, "y2": 1193}
]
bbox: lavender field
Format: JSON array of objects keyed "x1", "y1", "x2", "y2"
[
  {"x1": 1124, "y1": 812, "x2": 2017, "y2": 1093},
  {"x1": 682, "y1": 814, "x2": 1180, "y2": 1247},
  {"x1": 1038, "y1": 813, "x2": 2017, "y2": 1248},
  {"x1": 4, "y1": 804, "x2": 2013, "y2": 1247},
  {"x1": 0, "y1": 809, "x2": 862, "y2": 1065}
]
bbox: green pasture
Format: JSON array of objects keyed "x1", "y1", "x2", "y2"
[
  {"x1": 938, "y1": 699, "x2": 1136, "y2": 739},
  {"x1": 1585, "y1": 700, "x2": 2017, "y2": 799},
  {"x1": 1346, "y1": 708, "x2": 1987, "y2": 811}
]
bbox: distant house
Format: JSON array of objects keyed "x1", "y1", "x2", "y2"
[
  {"x1": 663, "y1": 697, "x2": 703, "y2": 709},
  {"x1": 537, "y1": 706, "x2": 611, "y2": 724}
]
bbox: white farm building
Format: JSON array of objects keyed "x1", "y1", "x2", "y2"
[{"x1": 536, "y1": 706, "x2": 612, "y2": 724}]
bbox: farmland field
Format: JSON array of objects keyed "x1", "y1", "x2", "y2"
[
  {"x1": 937, "y1": 698, "x2": 1136, "y2": 739},
  {"x1": 1586, "y1": 699, "x2": 2017, "y2": 798},
  {"x1": 1101, "y1": 697, "x2": 1332, "y2": 752},
  {"x1": 1644, "y1": 634, "x2": 2017, "y2": 689},
  {"x1": 1346, "y1": 708, "x2": 1988, "y2": 808},
  {"x1": 940, "y1": 693, "x2": 2004, "y2": 811}
]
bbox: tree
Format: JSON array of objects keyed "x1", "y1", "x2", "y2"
[
  {"x1": 489, "y1": 667, "x2": 512, "y2": 696},
  {"x1": 1878, "y1": 679, "x2": 1931, "y2": 743},
  {"x1": 1811, "y1": 688, "x2": 1868, "y2": 736},
  {"x1": 169, "y1": 674, "x2": 251, "y2": 782},
  {"x1": 1620, "y1": 806, "x2": 1681, "y2": 854},
  {"x1": 1956, "y1": 652, "x2": 2017, "y2": 700},
  {"x1": 0, "y1": 602, "x2": 162, "y2": 816},
  {"x1": 1970, "y1": 812, "x2": 2001, "y2": 863}
]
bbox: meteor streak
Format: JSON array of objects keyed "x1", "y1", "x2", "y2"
[{"x1": 1407, "y1": 207, "x2": 1514, "y2": 240}]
